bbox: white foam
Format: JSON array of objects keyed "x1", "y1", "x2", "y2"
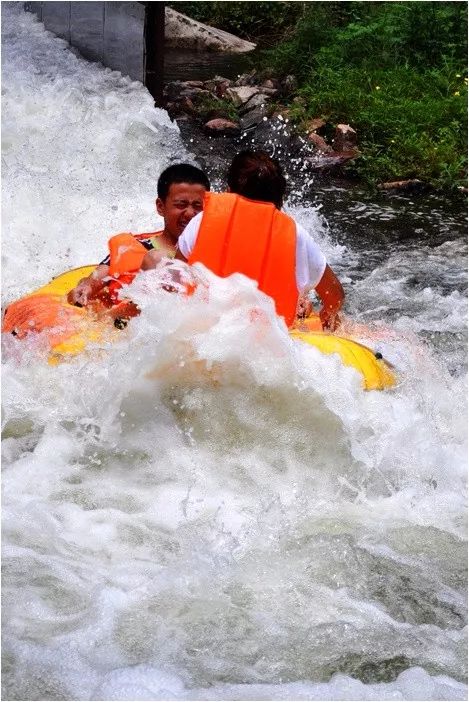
[
  {"x1": 2, "y1": 5, "x2": 467, "y2": 701},
  {"x1": 2, "y1": 4, "x2": 188, "y2": 301}
]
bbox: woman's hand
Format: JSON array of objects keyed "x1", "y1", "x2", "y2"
[
  {"x1": 320, "y1": 309, "x2": 341, "y2": 331},
  {"x1": 315, "y1": 264, "x2": 345, "y2": 332},
  {"x1": 297, "y1": 294, "x2": 313, "y2": 319}
]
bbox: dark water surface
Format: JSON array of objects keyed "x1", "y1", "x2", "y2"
[{"x1": 165, "y1": 47, "x2": 254, "y2": 82}]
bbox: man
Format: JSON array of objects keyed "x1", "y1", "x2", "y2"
[{"x1": 68, "y1": 163, "x2": 210, "y2": 306}]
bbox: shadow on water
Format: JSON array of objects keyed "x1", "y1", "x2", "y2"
[{"x1": 164, "y1": 47, "x2": 254, "y2": 82}]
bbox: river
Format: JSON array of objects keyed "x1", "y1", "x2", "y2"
[{"x1": 2, "y1": 5, "x2": 467, "y2": 701}]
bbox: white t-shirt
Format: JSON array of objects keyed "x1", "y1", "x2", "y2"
[{"x1": 178, "y1": 211, "x2": 326, "y2": 293}]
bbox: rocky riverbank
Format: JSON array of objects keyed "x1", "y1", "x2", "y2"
[
  {"x1": 164, "y1": 68, "x2": 364, "y2": 183},
  {"x1": 164, "y1": 67, "x2": 461, "y2": 194}
]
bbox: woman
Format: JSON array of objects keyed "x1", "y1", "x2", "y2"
[{"x1": 142, "y1": 151, "x2": 344, "y2": 330}]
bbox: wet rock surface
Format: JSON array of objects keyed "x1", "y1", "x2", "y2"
[
  {"x1": 163, "y1": 66, "x2": 468, "y2": 200},
  {"x1": 333, "y1": 124, "x2": 358, "y2": 153},
  {"x1": 307, "y1": 132, "x2": 333, "y2": 154},
  {"x1": 377, "y1": 179, "x2": 429, "y2": 193},
  {"x1": 203, "y1": 118, "x2": 241, "y2": 136}
]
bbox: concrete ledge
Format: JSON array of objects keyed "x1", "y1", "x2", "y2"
[{"x1": 165, "y1": 8, "x2": 256, "y2": 53}]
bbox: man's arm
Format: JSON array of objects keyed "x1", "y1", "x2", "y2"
[
  {"x1": 67, "y1": 264, "x2": 110, "y2": 306},
  {"x1": 140, "y1": 249, "x2": 166, "y2": 270}
]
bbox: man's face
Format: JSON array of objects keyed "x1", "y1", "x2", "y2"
[{"x1": 156, "y1": 182, "x2": 206, "y2": 241}]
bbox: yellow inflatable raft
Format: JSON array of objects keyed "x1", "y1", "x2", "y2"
[{"x1": 2, "y1": 267, "x2": 396, "y2": 390}]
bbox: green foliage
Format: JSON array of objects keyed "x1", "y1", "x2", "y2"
[
  {"x1": 295, "y1": 64, "x2": 467, "y2": 187},
  {"x1": 260, "y1": 1, "x2": 467, "y2": 188},
  {"x1": 193, "y1": 93, "x2": 238, "y2": 122},
  {"x1": 262, "y1": 2, "x2": 467, "y2": 76}
]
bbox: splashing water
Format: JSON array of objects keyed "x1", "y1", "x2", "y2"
[{"x1": 2, "y1": 5, "x2": 467, "y2": 701}]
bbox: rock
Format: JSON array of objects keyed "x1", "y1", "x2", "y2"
[
  {"x1": 308, "y1": 132, "x2": 333, "y2": 153},
  {"x1": 282, "y1": 74, "x2": 298, "y2": 94},
  {"x1": 225, "y1": 86, "x2": 259, "y2": 107},
  {"x1": 203, "y1": 77, "x2": 231, "y2": 93},
  {"x1": 165, "y1": 101, "x2": 178, "y2": 119},
  {"x1": 240, "y1": 104, "x2": 269, "y2": 130},
  {"x1": 215, "y1": 82, "x2": 231, "y2": 98},
  {"x1": 257, "y1": 87, "x2": 279, "y2": 97},
  {"x1": 177, "y1": 96, "x2": 197, "y2": 115},
  {"x1": 305, "y1": 117, "x2": 326, "y2": 132},
  {"x1": 261, "y1": 78, "x2": 280, "y2": 90},
  {"x1": 164, "y1": 81, "x2": 187, "y2": 100},
  {"x1": 164, "y1": 81, "x2": 210, "y2": 102},
  {"x1": 333, "y1": 124, "x2": 357, "y2": 152},
  {"x1": 184, "y1": 81, "x2": 205, "y2": 89},
  {"x1": 179, "y1": 87, "x2": 209, "y2": 100},
  {"x1": 234, "y1": 69, "x2": 258, "y2": 86},
  {"x1": 165, "y1": 8, "x2": 256, "y2": 53},
  {"x1": 166, "y1": 97, "x2": 196, "y2": 119},
  {"x1": 239, "y1": 93, "x2": 268, "y2": 115},
  {"x1": 305, "y1": 151, "x2": 359, "y2": 172},
  {"x1": 204, "y1": 118, "x2": 241, "y2": 136}
]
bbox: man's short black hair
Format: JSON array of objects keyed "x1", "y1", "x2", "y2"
[{"x1": 157, "y1": 163, "x2": 210, "y2": 200}]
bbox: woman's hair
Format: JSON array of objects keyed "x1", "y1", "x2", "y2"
[{"x1": 227, "y1": 150, "x2": 287, "y2": 209}]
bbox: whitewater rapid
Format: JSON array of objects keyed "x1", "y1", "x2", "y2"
[{"x1": 2, "y1": 5, "x2": 467, "y2": 701}]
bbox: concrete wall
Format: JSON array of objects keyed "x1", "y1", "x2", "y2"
[{"x1": 24, "y1": 2, "x2": 147, "y2": 82}]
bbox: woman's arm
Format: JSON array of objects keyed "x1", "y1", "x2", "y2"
[{"x1": 314, "y1": 264, "x2": 345, "y2": 330}]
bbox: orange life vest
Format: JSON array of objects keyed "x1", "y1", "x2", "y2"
[
  {"x1": 188, "y1": 192, "x2": 299, "y2": 327},
  {"x1": 106, "y1": 231, "x2": 165, "y2": 304}
]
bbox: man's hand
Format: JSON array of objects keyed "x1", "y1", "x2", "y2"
[
  {"x1": 99, "y1": 299, "x2": 140, "y2": 321},
  {"x1": 67, "y1": 278, "x2": 99, "y2": 306},
  {"x1": 141, "y1": 249, "x2": 165, "y2": 270},
  {"x1": 67, "y1": 264, "x2": 110, "y2": 306}
]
